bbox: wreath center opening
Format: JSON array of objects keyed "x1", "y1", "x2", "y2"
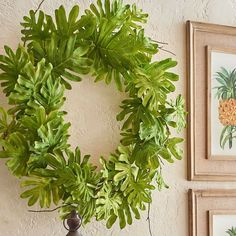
[{"x1": 64, "y1": 78, "x2": 125, "y2": 166}]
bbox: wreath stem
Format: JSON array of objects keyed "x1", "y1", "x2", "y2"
[
  {"x1": 146, "y1": 203, "x2": 153, "y2": 236},
  {"x1": 35, "y1": 0, "x2": 46, "y2": 14}
]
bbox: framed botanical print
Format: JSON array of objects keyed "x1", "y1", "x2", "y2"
[
  {"x1": 209, "y1": 210, "x2": 236, "y2": 236},
  {"x1": 187, "y1": 21, "x2": 236, "y2": 181},
  {"x1": 207, "y1": 46, "x2": 236, "y2": 160},
  {"x1": 189, "y1": 189, "x2": 236, "y2": 236}
]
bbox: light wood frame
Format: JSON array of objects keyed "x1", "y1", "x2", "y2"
[
  {"x1": 208, "y1": 210, "x2": 236, "y2": 236},
  {"x1": 187, "y1": 21, "x2": 236, "y2": 181},
  {"x1": 189, "y1": 189, "x2": 236, "y2": 236}
]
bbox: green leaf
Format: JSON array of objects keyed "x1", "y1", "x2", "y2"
[
  {"x1": 57, "y1": 155, "x2": 100, "y2": 204},
  {"x1": 166, "y1": 137, "x2": 184, "y2": 160},
  {"x1": 9, "y1": 59, "x2": 53, "y2": 115},
  {"x1": 124, "y1": 170, "x2": 155, "y2": 207},
  {"x1": 0, "y1": 46, "x2": 30, "y2": 96},
  {"x1": 21, "y1": 177, "x2": 60, "y2": 208},
  {"x1": 21, "y1": 10, "x2": 55, "y2": 43},
  {"x1": 96, "y1": 184, "x2": 122, "y2": 221},
  {"x1": 134, "y1": 59, "x2": 178, "y2": 110},
  {"x1": 0, "y1": 132, "x2": 30, "y2": 177},
  {"x1": 132, "y1": 140, "x2": 159, "y2": 168},
  {"x1": 0, "y1": 107, "x2": 19, "y2": 136},
  {"x1": 168, "y1": 95, "x2": 187, "y2": 132},
  {"x1": 156, "y1": 171, "x2": 169, "y2": 191},
  {"x1": 34, "y1": 119, "x2": 71, "y2": 155},
  {"x1": 87, "y1": 1, "x2": 157, "y2": 89},
  {"x1": 139, "y1": 118, "x2": 167, "y2": 145},
  {"x1": 117, "y1": 98, "x2": 156, "y2": 133},
  {"x1": 114, "y1": 145, "x2": 139, "y2": 191},
  {"x1": 106, "y1": 214, "x2": 117, "y2": 229}
]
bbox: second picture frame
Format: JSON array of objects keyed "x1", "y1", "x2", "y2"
[{"x1": 187, "y1": 21, "x2": 236, "y2": 181}]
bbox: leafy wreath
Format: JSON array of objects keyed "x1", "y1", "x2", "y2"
[{"x1": 0, "y1": 0, "x2": 186, "y2": 230}]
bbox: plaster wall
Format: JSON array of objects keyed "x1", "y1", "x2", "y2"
[{"x1": 1, "y1": 0, "x2": 236, "y2": 235}]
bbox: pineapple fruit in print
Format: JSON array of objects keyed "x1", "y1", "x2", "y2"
[
  {"x1": 214, "y1": 67, "x2": 236, "y2": 149},
  {"x1": 218, "y1": 99, "x2": 236, "y2": 126}
]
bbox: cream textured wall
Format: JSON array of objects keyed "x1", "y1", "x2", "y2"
[{"x1": 2, "y1": 1, "x2": 236, "y2": 236}]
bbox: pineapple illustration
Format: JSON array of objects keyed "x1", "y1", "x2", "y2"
[
  {"x1": 219, "y1": 99, "x2": 236, "y2": 126},
  {"x1": 214, "y1": 67, "x2": 236, "y2": 149},
  {"x1": 226, "y1": 227, "x2": 236, "y2": 236}
]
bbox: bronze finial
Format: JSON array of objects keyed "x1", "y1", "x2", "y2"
[{"x1": 64, "y1": 210, "x2": 82, "y2": 236}]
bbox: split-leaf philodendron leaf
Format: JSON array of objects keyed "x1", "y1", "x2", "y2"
[{"x1": 0, "y1": 0, "x2": 186, "y2": 230}]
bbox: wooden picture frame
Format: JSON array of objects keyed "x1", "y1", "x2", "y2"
[
  {"x1": 187, "y1": 21, "x2": 236, "y2": 181},
  {"x1": 208, "y1": 210, "x2": 236, "y2": 236},
  {"x1": 188, "y1": 189, "x2": 236, "y2": 236}
]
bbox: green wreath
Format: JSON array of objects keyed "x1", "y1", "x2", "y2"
[{"x1": 0, "y1": 0, "x2": 186, "y2": 230}]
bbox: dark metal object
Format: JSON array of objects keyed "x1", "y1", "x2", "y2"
[{"x1": 64, "y1": 210, "x2": 82, "y2": 236}]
